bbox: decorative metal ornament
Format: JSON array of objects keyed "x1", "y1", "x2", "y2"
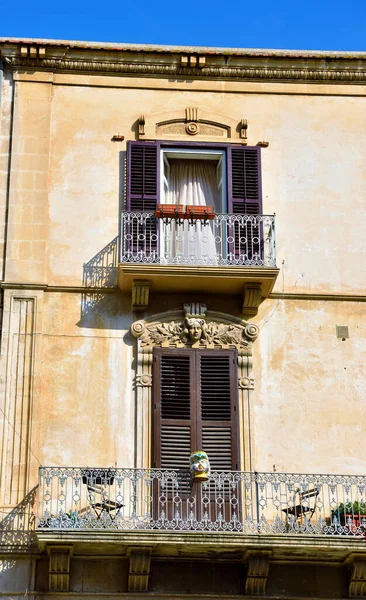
[{"x1": 190, "y1": 450, "x2": 211, "y2": 482}]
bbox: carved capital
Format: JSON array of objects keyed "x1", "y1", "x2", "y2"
[
  {"x1": 47, "y1": 545, "x2": 73, "y2": 592},
  {"x1": 345, "y1": 554, "x2": 366, "y2": 597},
  {"x1": 244, "y1": 550, "x2": 271, "y2": 595},
  {"x1": 127, "y1": 547, "x2": 152, "y2": 592}
]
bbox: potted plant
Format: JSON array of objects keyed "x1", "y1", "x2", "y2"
[{"x1": 331, "y1": 501, "x2": 366, "y2": 529}]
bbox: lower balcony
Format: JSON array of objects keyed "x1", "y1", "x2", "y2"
[
  {"x1": 118, "y1": 213, "x2": 279, "y2": 312},
  {"x1": 37, "y1": 467, "x2": 366, "y2": 537}
]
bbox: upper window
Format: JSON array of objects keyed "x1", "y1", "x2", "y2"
[{"x1": 126, "y1": 141, "x2": 262, "y2": 216}]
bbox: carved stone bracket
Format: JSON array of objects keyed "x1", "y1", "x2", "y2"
[
  {"x1": 132, "y1": 280, "x2": 150, "y2": 311},
  {"x1": 127, "y1": 547, "x2": 152, "y2": 592},
  {"x1": 345, "y1": 554, "x2": 366, "y2": 597},
  {"x1": 47, "y1": 545, "x2": 73, "y2": 592},
  {"x1": 243, "y1": 283, "x2": 262, "y2": 316},
  {"x1": 244, "y1": 550, "x2": 272, "y2": 595}
]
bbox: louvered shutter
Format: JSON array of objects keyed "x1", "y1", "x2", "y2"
[
  {"x1": 153, "y1": 348, "x2": 239, "y2": 471},
  {"x1": 126, "y1": 141, "x2": 160, "y2": 257},
  {"x1": 227, "y1": 146, "x2": 262, "y2": 261},
  {"x1": 197, "y1": 350, "x2": 239, "y2": 471},
  {"x1": 126, "y1": 141, "x2": 160, "y2": 211},
  {"x1": 153, "y1": 349, "x2": 195, "y2": 470}
]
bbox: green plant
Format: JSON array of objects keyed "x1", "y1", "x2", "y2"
[{"x1": 331, "y1": 501, "x2": 366, "y2": 520}]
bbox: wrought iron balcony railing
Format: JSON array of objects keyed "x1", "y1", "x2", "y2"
[
  {"x1": 38, "y1": 468, "x2": 366, "y2": 536},
  {"x1": 120, "y1": 212, "x2": 276, "y2": 267}
]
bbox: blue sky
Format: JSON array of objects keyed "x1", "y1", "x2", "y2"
[{"x1": 0, "y1": 0, "x2": 365, "y2": 51}]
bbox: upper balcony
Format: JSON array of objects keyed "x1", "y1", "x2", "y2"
[{"x1": 118, "y1": 212, "x2": 279, "y2": 312}]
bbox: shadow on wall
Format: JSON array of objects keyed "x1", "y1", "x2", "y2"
[
  {"x1": 78, "y1": 236, "x2": 130, "y2": 331},
  {"x1": 0, "y1": 486, "x2": 37, "y2": 551}
]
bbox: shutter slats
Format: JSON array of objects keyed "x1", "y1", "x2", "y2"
[
  {"x1": 161, "y1": 355, "x2": 191, "y2": 420},
  {"x1": 200, "y1": 355, "x2": 231, "y2": 421},
  {"x1": 161, "y1": 426, "x2": 191, "y2": 469},
  {"x1": 202, "y1": 427, "x2": 233, "y2": 471}
]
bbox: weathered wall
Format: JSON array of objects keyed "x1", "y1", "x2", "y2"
[{"x1": 0, "y1": 67, "x2": 365, "y2": 499}]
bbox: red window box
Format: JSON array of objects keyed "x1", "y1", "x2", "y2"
[
  {"x1": 154, "y1": 204, "x2": 185, "y2": 219},
  {"x1": 185, "y1": 205, "x2": 216, "y2": 220}
]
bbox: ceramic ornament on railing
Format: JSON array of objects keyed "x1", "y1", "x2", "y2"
[{"x1": 190, "y1": 451, "x2": 211, "y2": 482}]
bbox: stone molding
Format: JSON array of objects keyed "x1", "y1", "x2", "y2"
[
  {"x1": 127, "y1": 547, "x2": 152, "y2": 592},
  {"x1": 131, "y1": 304, "x2": 258, "y2": 470},
  {"x1": 244, "y1": 550, "x2": 272, "y2": 595},
  {"x1": 3, "y1": 55, "x2": 366, "y2": 83}
]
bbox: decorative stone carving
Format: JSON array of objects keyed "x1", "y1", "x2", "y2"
[
  {"x1": 186, "y1": 107, "x2": 198, "y2": 122},
  {"x1": 240, "y1": 119, "x2": 248, "y2": 140},
  {"x1": 47, "y1": 545, "x2": 73, "y2": 592},
  {"x1": 136, "y1": 373, "x2": 152, "y2": 387},
  {"x1": 138, "y1": 115, "x2": 145, "y2": 136},
  {"x1": 238, "y1": 376, "x2": 254, "y2": 390},
  {"x1": 127, "y1": 547, "x2": 152, "y2": 592},
  {"x1": 345, "y1": 554, "x2": 366, "y2": 597},
  {"x1": 132, "y1": 280, "x2": 149, "y2": 311},
  {"x1": 156, "y1": 122, "x2": 227, "y2": 137},
  {"x1": 244, "y1": 550, "x2": 271, "y2": 595},
  {"x1": 131, "y1": 307, "x2": 258, "y2": 352},
  {"x1": 243, "y1": 283, "x2": 262, "y2": 316},
  {"x1": 131, "y1": 304, "x2": 259, "y2": 471},
  {"x1": 186, "y1": 122, "x2": 199, "y2": 135}
]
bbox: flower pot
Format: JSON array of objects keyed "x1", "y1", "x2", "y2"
[{"x1": 190, "y1": 450, "x2": 211, "y2": 482}]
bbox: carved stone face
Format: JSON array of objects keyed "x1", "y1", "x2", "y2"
[{"x1": 186, "y1": 318, "x2": 204, "y2": 342}]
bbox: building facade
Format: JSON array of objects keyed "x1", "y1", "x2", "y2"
[{"x1": 0, "y1": 38, "x2": 366, "y2": 598}]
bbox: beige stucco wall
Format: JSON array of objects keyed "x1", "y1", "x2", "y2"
[{"x1": 0, "y1": 67, "x2": 365, "y2": 505}]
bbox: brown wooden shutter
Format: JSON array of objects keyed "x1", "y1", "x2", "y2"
[
  {"x1": 153, "y1": 348, "x2": 239, "y2": 472},
  {"x1": 197, "y1": 350, "x2": 239, "y2": 471},
  {"x1": 153, "y1": 349, "x2": 195, "y2": 469}
]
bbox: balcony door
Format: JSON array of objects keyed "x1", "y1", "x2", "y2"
[
  {"x1": 159, "y1": 148, "x2": 226, "y2": 265},
  {"x1": 152, "y1": 347, "x2": 240, "y2": 526}
]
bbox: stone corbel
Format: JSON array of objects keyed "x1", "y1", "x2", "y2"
[
  {"x1": 345, "y1": 554, "x2": 366, "y2": 597},
  {"x1": 127, "y1": 547, "x2": 152, "y2": 592},
  {"x1": 138, "y1": 115, "x2": 145, "y2": 137},
  {"x1": 47, "y1": 545, "x2": 73, "y2": 592},
  {"x1": 132, "y1": 280, "x2": 150, "y2": 311},
  {"x1": 244, "y1": 550, "x2": 272, "y2": 595},
  {"x1": 242, "y1": 283, "x2": 262, "y2": 316},
  {"x1": 240, "y1": 119, "x2": 248, "y2": 141}
]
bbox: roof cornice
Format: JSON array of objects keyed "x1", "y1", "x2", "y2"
[{"x1": 1, "y1": 38, "x2": 366, "y2": 83}]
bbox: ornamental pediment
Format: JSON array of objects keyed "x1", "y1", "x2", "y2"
[{"x1": 131, "y1": 303, "x2": 259, "y2": 354}]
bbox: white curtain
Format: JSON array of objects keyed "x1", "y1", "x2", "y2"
[
  {"x1": 162, "y1": 160, "x2": 219, "y2": 264},
  {"x1": 166, "y1": 160, "x2": 219, "y2": 210}
]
